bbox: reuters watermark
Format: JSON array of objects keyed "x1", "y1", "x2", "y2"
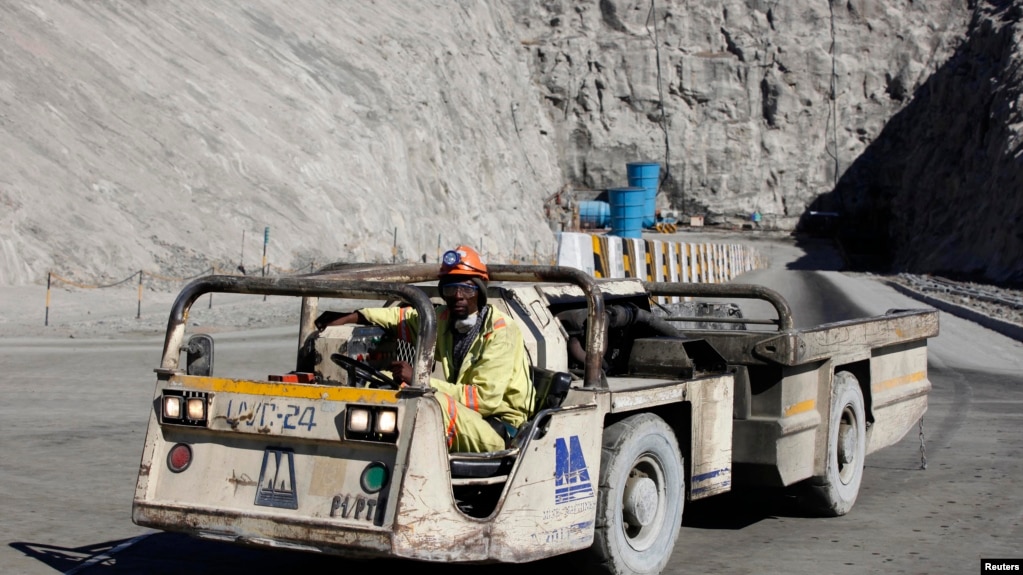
[{"x1": 983, "y1": 559, "x2": 1023, "y2": 573}]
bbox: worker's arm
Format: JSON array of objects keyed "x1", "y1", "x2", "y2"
[{"x1": 314, "y1": 310, "x2": 365, "y2": 331}]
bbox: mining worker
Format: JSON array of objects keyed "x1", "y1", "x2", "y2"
[{"x1": 318, "y1": 245, "x2": 534, "y2": 453}]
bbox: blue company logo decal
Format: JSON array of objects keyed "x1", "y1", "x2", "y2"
[
  {"x1": 690, "y1": 467, "x2": 731, "y2": 496},
  {"x1": 554, "y1": 435, "x2": 594, "y2": 504},
  {"x1": 255, "y1": 448, "x2": 299, "y2": 509}
]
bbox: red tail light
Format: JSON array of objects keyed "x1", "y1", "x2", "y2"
[{"x1": 168, "y1": 443, "x2": 193, "y2": 473}]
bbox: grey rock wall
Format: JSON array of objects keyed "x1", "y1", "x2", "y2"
[
  {"x1": 0, "y1": 2, "x2": 562, "y2": 285},
  {"x1": 515, "y1": 0, "x2": 969, "y2": 226},
  {"x1": 1, "y1": 0, "x2": 1020, "y2": 286},
  {"x1": 835, "y1": 1, "x2": 1023, "y2": 283}
]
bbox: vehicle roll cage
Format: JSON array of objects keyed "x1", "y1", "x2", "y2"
[{"x1": 161, "y1": 263, "x2": 794, "y2": 391}]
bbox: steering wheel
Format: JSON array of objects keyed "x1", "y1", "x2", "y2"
[{"x1": 330, "y1": 354, "x2": 397, "y2": 390}]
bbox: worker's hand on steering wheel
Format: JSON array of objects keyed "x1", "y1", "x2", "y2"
[
  {"x1": 390, "y1": 361, "x2": 413, "y2": 387},
  {"x1": 314, "y1": 311, "x2": 361, "y2": 331}
]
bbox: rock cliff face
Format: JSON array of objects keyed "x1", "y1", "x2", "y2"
[
  {"x1": 0, "y1": 2, "x2": 563, "y2": 285},
  {"x1": 514, "y1": 1, "x2": 970, "y2": 222},
  {"x1": 516, "y1": 0, "x2": 1022, "y2": 284},
  {"x1": 0, "y1": 1, "x2": 1020, "y2": 286},
  {"x1": 836, "y1": 1, "x2": 1023, "y2": 283}
]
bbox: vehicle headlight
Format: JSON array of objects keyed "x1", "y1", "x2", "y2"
[
  {"x1": 375, "y1": 409, "x2": 397, "y2": 434},
  {"x1": 160, "y1": 390, "x2": 210, "y2": 427},
  {"x1": 348, "y1": 407, "x2": 372, "y2": 433},
  {"x1": 186, "y1": 397, "x2": 206, "y2": 420},
  {"x1": 345, "y1": 406, "x2": 399, "y2": 443},
  {"x1": 163, "y1": 396, "x2": 182, "y2": 419}
]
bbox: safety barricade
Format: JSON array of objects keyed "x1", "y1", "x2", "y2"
[{"x1": 555, "y1": 232, "x2": 769, "y2": 305}]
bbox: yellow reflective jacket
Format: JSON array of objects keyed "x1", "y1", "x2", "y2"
[{"x1": 359, "y1": 305, "x2": 534, "y2": 428}]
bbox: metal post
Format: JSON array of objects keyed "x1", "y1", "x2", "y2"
[
  {"x1": 262, "y1": 227, "x2": 269, "y2": 276},
  {"x1": 136, "y1": 270, "x2": 143, "y2": 319},
  {"x1": 45, "y1": 271, "x2": 51, "y2": 326},
  {"x1": 262, "y1": 226, "x2": 269, "y2": 301}
]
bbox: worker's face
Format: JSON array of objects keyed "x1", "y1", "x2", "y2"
[{"x1": 440, "y1": 282, "x2": 479, "y2": 319}]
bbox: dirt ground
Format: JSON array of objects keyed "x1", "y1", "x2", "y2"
[{"x1": 2, "y1": 234, "x2": 1019, "y2": 342}]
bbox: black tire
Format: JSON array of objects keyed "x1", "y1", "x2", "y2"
[
  {"x1": 803, "y1": 371, "x2": 866, "y2": 516},
  {"x1": 588, "y1": 413, "x2": 684, "y2": 575}
]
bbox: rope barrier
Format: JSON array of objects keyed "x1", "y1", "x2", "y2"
[
  {"x1": 40, "y1": 248, "x2": 555, "y2": 326},
  {"x1": 146, "y1": 267, "x2": 215, "y2": 282},
  {"x1": 40, "y1": 260, "x2": 342, "y2": 326},
  {"x1": 265, "y1": 263, "x2": 318, "y2": 275},
  {"x1": 49, "y1": 270, "x2": 139, "y2": 289},
  {"x1": 43, "y1": 268, "x2": 213, "y2": 326}
]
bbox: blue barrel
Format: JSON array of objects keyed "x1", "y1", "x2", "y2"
[
  {"x1": 627, "y1": 162, "x2": 660, "y2": 228},
  {"x1": 607, "y1": 187, "x2": 645, "y2": 239},
  {"x1": 578, "y1": 200, "x2": 610, "y2": 228}
]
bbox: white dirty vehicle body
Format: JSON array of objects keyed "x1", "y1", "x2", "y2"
[{"x1": 132, "y1": 263, "x2": 938, "y2": 575}]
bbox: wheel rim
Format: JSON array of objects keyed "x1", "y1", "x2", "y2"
[
  {"x1": 620, "y1": 453, "x2": 667, "y2": 551},
  {"x1": 836, "y1": 404, "x2": 859, "y2": 484}
]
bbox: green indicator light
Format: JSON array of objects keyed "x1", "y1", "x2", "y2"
[{"x1": 361, "y1": 462, "x2": 389, "y2": 493}]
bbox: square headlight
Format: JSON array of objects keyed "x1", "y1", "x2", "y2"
[
  {"x1": 375, "y1": 409, "x2": 398, "y2": 434},
  {"x1": 163, "y1": 396, "x2": 182, "y2": 419},
  {"x1": 348, "y1": 407, "x2": 371, "y2": 433},
  {"x1": 160, "y1": 390, "x2": 209, "y2": 426},
  {"x1": 345, "y1": 406, "x2": 399, "y2": 443},
  {"x1": 186, "y1": 397, "x2": 206, "y2": 420}
]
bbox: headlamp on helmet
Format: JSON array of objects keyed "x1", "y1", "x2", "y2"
[
  {"x1": 442, "y1": 250, "x2": 461, "y2": 268},
  {"x1": 439, "y1": 245, "x2": 489, "y2": 281}
]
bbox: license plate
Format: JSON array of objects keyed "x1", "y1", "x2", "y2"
[{"x1": 211, "y1": 395, "x2": 336, "y2": 438}]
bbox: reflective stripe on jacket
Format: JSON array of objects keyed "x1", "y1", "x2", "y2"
[{"x1": 359, "y1": 305, "x2": 534, "y2": 428}]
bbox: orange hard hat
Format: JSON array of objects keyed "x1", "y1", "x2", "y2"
[{"x1": 440, "y1": 245, "x2": 489, "y2": 281}]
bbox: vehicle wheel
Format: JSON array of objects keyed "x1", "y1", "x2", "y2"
[
  {"x1": 588, "y1": 413, "x2": 684, "y2": 575},
  {"x1": 802, "y1": 371, "x2": 866, "y2": 516}
]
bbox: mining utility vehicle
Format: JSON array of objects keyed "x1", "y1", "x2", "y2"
[{"x1": 133, "y1": 263, "x2": 938, "y2": 575}]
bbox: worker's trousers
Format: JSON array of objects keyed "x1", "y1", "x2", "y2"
[{"x1": 435, "y1": 391, "x2": 507, "y2": 453}]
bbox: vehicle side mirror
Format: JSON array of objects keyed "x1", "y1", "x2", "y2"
[{"x1": 185, "y1": 334, "x2": 214, "y2": 376}]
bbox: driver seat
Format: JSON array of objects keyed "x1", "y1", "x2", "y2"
[{"x1": 448, "y1": 366, "x2": 572, "y2": 481}]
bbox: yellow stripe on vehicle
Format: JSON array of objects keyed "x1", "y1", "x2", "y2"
[
  {"x1": 872, "y1": 371, "x2": 927, "y2": 392},
  {"x1": 784, "y1": 399, "x2": 816, "y2": 417},
  {"x1": 171, "y1": 376, "x2": 400, "y2": 403}
]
